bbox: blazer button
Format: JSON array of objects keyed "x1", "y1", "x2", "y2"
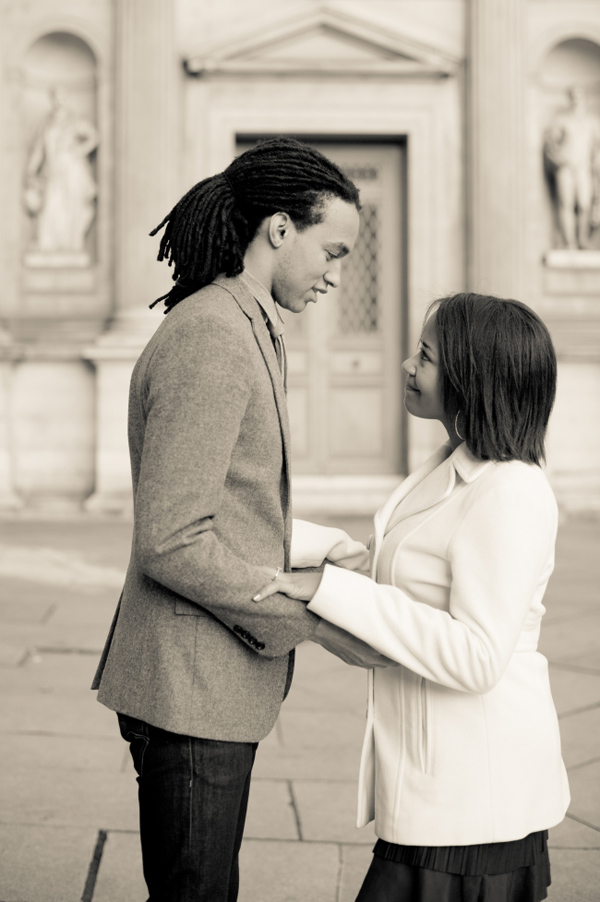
[
  {"x1": 233, "y1": 625, "x2": 242, "y2": 634},
  {"x1": 255, "y1": 642, "x2": 265, "y2": 651}
]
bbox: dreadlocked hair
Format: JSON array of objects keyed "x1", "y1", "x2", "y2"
[{"x1": 149, "y1": 137, "x2": 361, "y2": 312}]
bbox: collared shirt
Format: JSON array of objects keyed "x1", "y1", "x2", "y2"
[{"x1": 240, "y1": 269, "x2": 287, "y2": 389}]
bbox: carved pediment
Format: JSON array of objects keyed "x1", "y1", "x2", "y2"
[{"x1": 185, "y1": 7, "x2": 459, "y2": 78}]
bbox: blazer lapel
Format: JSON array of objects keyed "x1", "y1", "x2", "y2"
[
  {"x1": 370, "y1": 444, "x2": 452, "y2": 578},
  {"x1": 385, "y1": 455, "x2": 459, "y2": 532},
  {"x1": 370, "y1": 443, "x2": 497, "y2": 577},
  {"x1": 213, "y1": 274, "x2": 292, "y2": 491}
]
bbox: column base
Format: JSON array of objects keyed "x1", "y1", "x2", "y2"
[
  {"x1": 0, "y1": 492, "x2": 23, "y2": 512},
  {"x1": 84, "y1": 489, "x2": 133, "y2": 516},
  {"x1": 84, "y1": 306, "x2": 160, "y2": 515}
]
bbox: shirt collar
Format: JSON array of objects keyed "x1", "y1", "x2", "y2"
[
  {"x1": 449, "y1": 441, "x2": 495, "y2": 483},
  {"x1": 239, "y1": 269, "x2": 284, "y2": 337}
]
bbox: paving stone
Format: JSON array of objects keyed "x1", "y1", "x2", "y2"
[
  {"x1": 0, "y1": 823, "x2": 96, "y2": 902},
  {"x1": 0, "y1": 621, "x2": 45, "y2": 666},
  {"x1": 539, "y1": 610, "x2": 600, "y2": 664},
  {"x1": 285, "y1": 642, "x2": 369, "y2": 716},
  {"x1": 31, "y1": 619, "x2": 112, "y2": 654},
  {"x1": 549, "y1": 667, "x2": 600, "y2": 716},
  {"x1": 0, "y1": 519, "x2": 133, "y2": 569},
  {"x1": 0, "y1": 638, "x2": 28, "y2": 668},
  {"x1": 338, "y1": 844, "x2": 374, "y2": 902},
  {"x1": 93, "y1": 830, "x2": 146, "y2": 902},
  {"x1": 547, "y1": 849, "x2": 600, "y2": 902},
  {"x1": 0, "y1": 651, "x2": 97, "y2": 692},
  {"x1": 0, "y1": 765, "x2": 138, "y2": 830},
  {"x1": 238, "y1": 839, "x2": 340, "y2": 902},
  {"x1": 253, "y1": 707, "x2": 365, "y2": 780},
  {"x1": 0, "y1": 592, "x2": 53, "y2": 623},
  {"x1": 560, "y1": 706, "x2": 600, "y2": 769},
  {"x1": 0, "y1": 682, "x2": 117, "y2": 736},
  {"x1": 567, "y1": 760, "x2": 600, "y2": 830},
  {"x1": 550, "y1": 815, "x2": 600, "y2": 849},
  {"x1": 543, "y1": 600, "x2": 599, "y2": 624},
  {"x1": 45, "y1": 595, "x2": 118, "y2": 630},
  {"x1": 245, "y1": 779, "x2": 299, "y2": 840},
  {"x1": 0, "y1": 577, "x2": 78, "y2": 607},
  {"x1": 292, "y1": 780, "x2": 376, "y2": 844},
  {"x1": 567, "y1": 652, "x2": 600, "y2": 674},
  {"x1": 0, "y1": 732, "x2": 126, "y2": 773}
]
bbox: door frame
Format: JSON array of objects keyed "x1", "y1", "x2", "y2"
[{"x1": 192, "y1": 99, "x2": 459, "y2": 510}]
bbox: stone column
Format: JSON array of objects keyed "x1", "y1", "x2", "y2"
[
  {"x1": 467, "y1": 0, "x2": 525, "y2": 299},
  {"x1": 85, "y1": 0, "x2": 178, "y2": 512}
]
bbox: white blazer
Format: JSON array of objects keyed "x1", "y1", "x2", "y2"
[{"x1": 292, "y1": 443, "x2": 570, "y2": 846}]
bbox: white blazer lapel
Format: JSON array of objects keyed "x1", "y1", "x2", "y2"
[
  {"x1": 371, "y1": 444, "x2": 451, "y2": 577},
  {"x1": 385, "y1": 455, "x2": 457, "y2": 531}
]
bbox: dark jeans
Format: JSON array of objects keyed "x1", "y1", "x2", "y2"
[{"x1": 118, "y1": 713, "x2": 258, "y2": 902}]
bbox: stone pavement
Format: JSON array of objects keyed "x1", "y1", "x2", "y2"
[{"x1": 0, "y1": 514, "x2": 599, "y2": 902}]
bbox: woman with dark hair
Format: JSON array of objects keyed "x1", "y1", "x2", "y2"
[{"x1": 255, "y1": 293, "x2": 570, "y2": 902}]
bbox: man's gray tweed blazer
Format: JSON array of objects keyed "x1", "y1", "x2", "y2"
[{"x1": 92, "y1": 275, "x2": 318, "y2": 742}]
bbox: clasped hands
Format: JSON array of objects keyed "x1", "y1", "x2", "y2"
[{"x1": 253, "y1": 567, "x2": 395, "y2": 670}]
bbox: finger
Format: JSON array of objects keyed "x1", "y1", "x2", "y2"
[
  {"x1": 252, "y1": 575, "x2": 295, "y2": 602},
  {"x1": 252, "y1": 580, "x2": 281, "y2": 602}
]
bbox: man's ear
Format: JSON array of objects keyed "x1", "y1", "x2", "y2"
[{"x1": 267, "y1": 212, "x2": 294, "y2": 248}]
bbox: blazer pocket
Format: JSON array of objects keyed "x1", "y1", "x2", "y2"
[
  {"x1": 419, "y1": 677, "x2": 433, "y2": 775},
  {"x1": 174, "y1": 598, "x2": 202, "y2": 616}
]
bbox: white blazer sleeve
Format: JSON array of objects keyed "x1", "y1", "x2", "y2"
[
  {"x1": 291, "y1": 518, "x2": 370, "y2": 572},
  {"x1": 307, "y1": 477, "x2": 557, "y2": 693}
]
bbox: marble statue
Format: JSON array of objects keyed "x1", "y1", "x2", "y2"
[
  {"x1": 544, "y1": 86, "x2": 600, "y2": 250},
  {"x1": 24, "y1": 89, "x2": 98, "y2": 258}
]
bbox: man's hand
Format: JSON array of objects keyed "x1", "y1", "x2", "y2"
[{"x1": 313, "y1": 619, "x2": 396, "y2": 669}]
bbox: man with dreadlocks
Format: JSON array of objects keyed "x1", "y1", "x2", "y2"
[{"x1": 92, "y1": 137, "x2": 389, "y2": 901}]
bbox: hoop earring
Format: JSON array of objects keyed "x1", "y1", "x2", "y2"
[{"x1": 454, "y1": 411, "x2": 464, "y2": 441}]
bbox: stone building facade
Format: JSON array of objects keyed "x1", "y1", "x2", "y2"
[{"x1": 1, "y1": 0, "x2": 599, "y2": 515}]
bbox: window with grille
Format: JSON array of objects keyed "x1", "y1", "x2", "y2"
[{"x1": 339, "y1": 204, "x2": 379, "y2": 334}]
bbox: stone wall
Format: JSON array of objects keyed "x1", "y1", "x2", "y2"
[{"x1": 0, "y1": 0, "x2": 598, "y2": 513}]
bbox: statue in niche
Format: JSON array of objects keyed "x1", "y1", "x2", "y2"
[
  {"x1": 24, "y1": 88, "x2": 98, "y2": 263},
  {"x1": 544, "y1": 86, "x2": 600, "y2": 250}
]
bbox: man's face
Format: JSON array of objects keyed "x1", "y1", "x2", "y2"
[{"x1": 271, "y1": 197, "x2": 360, "y2": 314}]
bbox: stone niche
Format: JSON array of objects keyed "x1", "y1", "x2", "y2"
[
  {"x1": 20, "y1": 31, "x2": 100, "y2": 339},
  {"x1": 535, "y1": 36, "x2": 600, "y2": 511},
  {"x1": 538, "y1": 38, "x2": 600, "y2": 291},
  {"x1": 5, "y1": 31, "x2": 101, "y2": 510}
]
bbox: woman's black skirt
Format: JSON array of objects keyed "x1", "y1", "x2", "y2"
[{"x1": 355, "y1": 831, "x2": 550, "y2": 902}]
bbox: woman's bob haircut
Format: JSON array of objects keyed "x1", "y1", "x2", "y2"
[{"x1": 428, "y1": 293, "x2": 557, "y2": 465}]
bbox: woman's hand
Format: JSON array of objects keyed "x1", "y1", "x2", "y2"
[{"x1": 253, "y1": 570, "x2": 323, "y2": 603}]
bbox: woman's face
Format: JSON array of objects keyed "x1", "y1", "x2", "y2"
[{"x1": 402, "y1": 313, "x2": 447, "y2": 423}]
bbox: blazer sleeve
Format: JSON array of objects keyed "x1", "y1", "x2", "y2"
[
  {"x1": 307, "y1": 474, "x2": 558, "y2": 693},
  {"x1": 291, "y1": 518, "x2": 370, "y2": 572},
  {"x1": 133, "y1": 310, "x2": 318, "y2": 658}
]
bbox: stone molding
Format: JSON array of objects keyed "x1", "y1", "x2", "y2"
[{"x1": 185, "y1": 7, "x2": 459, "y2": 79}]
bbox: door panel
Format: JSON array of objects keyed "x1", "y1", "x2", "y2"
[
  {"x1": 293, "y1": 142, "x2": 404, "y2": 475},
  {"x1": 329, "y1": 388, "x2": 384, "y2": 458}
]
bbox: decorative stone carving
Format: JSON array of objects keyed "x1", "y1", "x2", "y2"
[
  {"x1": 544, "y1": 86, "x2": 600, "y2": 250},
  {"x1": 24, "y1": 88, "x2": 98, "y2": 267}
]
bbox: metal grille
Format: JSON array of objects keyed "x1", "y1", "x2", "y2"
[{"x1": 339, "y1": 204, "x2": 379, "y2": 333}]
